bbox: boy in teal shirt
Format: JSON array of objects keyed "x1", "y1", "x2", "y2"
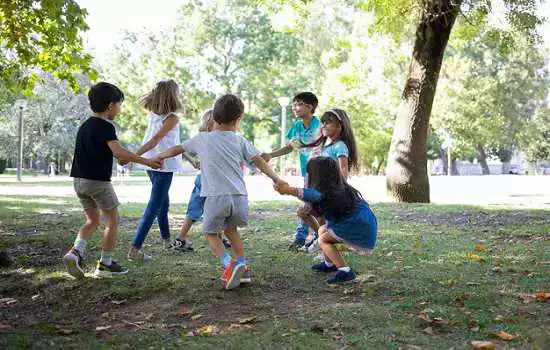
[{"x1": 261, "y1": 92, "x2": 321, "y2": 250}]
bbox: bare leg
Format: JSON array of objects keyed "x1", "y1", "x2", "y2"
[
  {"x1": 318, "y1": 225, "x2": 345, "y2": 268},
  {"x1": 78, "y1": 208, "x2": 100, "y2": 240},
  {"x1": 101, "y1": 208, "x2": 120, "y2": 250},
  {"x1": 178, "y1": 218, "x2": 195, "y2": 240},
  {"x1": 206, "y1": 233, "x2": 225, "y2": 257},
  {"x1": 224, "y1": 225, "x2": 244, "y2": 258}
]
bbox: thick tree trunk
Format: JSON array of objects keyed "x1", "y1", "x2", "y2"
[
  {"x1": 386, "y1": 1, "x2": 461, "y2": 203},
  {"x1": 476, "y1": 145, "x2": 490, "y2": 175}
]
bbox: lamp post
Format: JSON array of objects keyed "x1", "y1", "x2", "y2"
[
  {"x1": 14, "y1": 99, "x2": 27, "y2": 182},
  {"x1": 439, "y1": 128, "x2": 453, "y2": 176},
  {"x1": 277, "y1": 97, "x2": 291, "y2": 176}
]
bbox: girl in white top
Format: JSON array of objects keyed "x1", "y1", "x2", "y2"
[{"x1": 127, "y1": 79, "x2": 191, "y2": 260}]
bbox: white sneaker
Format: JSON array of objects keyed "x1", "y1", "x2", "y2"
[{"x1": 307, "y1": 239, "x2": 320, "y2": 253}]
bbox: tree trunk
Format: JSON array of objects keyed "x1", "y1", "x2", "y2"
[
  {"x1": 386, "y1": 1, "x2": 461, "y2": 203},
  {"x1": 439, "y1": 146, "x2": 448, "y2": 175},
  {"x1": 476, "y1": 145, "x2": 490, "y2": 175},
  {"x1": 375, "y1": 156, "x2": 385, "y2": 175},
  {"x1": 451, "y1": 159, "x2": 459, "y2": 176}
]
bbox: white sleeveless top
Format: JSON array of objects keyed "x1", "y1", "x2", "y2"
[{"x1": 140, "y1": 112, "x2": 183, "y2": 173}]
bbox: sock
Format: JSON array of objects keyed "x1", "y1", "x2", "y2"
[
  {"x1": 73, "y1": 238, "x2": 87, "y2": 255},
  {"x1": 236, "y1": 256, "x2": 246, "y2": 266},
  {"x1": 324, "y1": 260, "x2": 334, "y2": 268},
  {"x1": 219, "y1": 252, "x2": 232, "y2": 268},
  {"x1": 338, "y1": 266, "x2": 351, "y2": 273},
  {"x1": 100, "y1": 250, "x2": 115, "y2": 266}
]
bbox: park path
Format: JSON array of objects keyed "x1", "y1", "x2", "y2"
[{"x1": 0, "y1": 174, "x2": 549, "y2": 208}]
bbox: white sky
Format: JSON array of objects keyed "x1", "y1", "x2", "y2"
[{"x1": 76, "y1": 0, "x2": 550, "y2": 62}]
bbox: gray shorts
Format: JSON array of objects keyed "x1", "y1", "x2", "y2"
[
  {"x1": 203, "y1": 195, "x2": 248, "y2": 234},
  {"x1": 73, "y1": 178, "x2": 120, "y2": 211}
]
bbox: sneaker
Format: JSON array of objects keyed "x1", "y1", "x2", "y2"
[
  {"x1": 288, "y1": 239, "x2": 306, "y2": 251},
  {"x1": 241, "y1": 266, "x2": 251, "y2": 283},
  {"x1": 93, "y1": 261, "x2": 129, "y2": 278},
  {"x1": 312, "y1": 262, "x2": 338, "y2": 273},
  {"x1": 63, "y1": 248, "x2": 85, "y2": 279},
  {"x1": 326, "y1": 269, "x2": 356, "y2": 284},
  {"x1": 222, "y1": 238, "x2": 232, "y2": 249},
  {"x1": 171, "y1": 238, "x2": 194, "y2": 252},
  {"x1": 127, "y1": 248, "x2": 152, "y2": 261},
  {"x1": 163, "y1": 239, "x2": 171, "y2": 249},
  {"x1": 222, "y1": 261, "x2": 245, "y2": 290},
  {"x1": 307, "y1": 239, "x2": 320, "y2": 253}
]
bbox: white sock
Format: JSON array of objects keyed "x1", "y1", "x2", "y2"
[
  {"x1": 324, "y1": 260, "x2": 334, "y2": 267},
  {"x1": 73, "y1": 238, "x2": 87, "y2": 255},
  {"x1": 338, "y1": 266, "x2": 351, "y2": 273},
  {"x1": 100, "y1": 250, "x2": 114, "y2": 265}
]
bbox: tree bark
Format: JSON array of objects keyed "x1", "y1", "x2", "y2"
[
  {"x1": 386, "y1": 1, "x2": 461, "y2": 203},
  {"x1": 476, "y1": 145, "x2": 490, "y2": 175}
]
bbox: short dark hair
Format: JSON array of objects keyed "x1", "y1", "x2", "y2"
[
  {"x1": 293, "y1": 92, "x2": 318, "y2": 113},
  {"x1": 213, "y1": 94, "x2": 244, "y2": 124},
  {"x1": 88, "y1": 82, "x2": 125, "y2": 113}
]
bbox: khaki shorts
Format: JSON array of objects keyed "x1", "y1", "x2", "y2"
[
  {"x1": 203, "y1": 195, "x2": 248, "y2": 234},
  {"x1": 73, "y1": 178, "x2": 120, "y2": 211}
]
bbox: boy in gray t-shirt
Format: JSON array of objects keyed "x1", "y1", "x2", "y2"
[{"x1": 156, "y1": 94, "x2": 286, "y2": 289}]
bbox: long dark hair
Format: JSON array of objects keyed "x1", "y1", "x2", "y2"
[
  {"x1": 301, "y1": 108, "x2": 359, "y2": 173},
  {"x1": 307, "y1": 157, "x2": 363, "y2": 218}
]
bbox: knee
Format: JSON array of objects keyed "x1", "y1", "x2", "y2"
[{"x1": 297, "y1": 206, "x2": 310, "y2": 219}]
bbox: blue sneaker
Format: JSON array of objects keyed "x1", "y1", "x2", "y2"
[
  {"x1": 311, "y1": 262, "x2": 337, "y2": 273},
  {"x1": 326, "y1": 269, "x2": 356, "y2": 284}
]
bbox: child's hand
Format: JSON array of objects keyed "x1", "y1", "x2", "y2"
[
  {"x1": 273, "y1": 181, "x2": 290, "y2": 195},
  {"x1": 192, "y1": 160, "x2": 200, "y2": 170},
  {"x1": 259, "y1": 152, "x2": 271, "y2": 162},
  {"x1": 118, "y1": 159, "x2": 129, "y2": 166},
  {"x1": 147, "y1": 158, "x2": 163, "y2": 169}
]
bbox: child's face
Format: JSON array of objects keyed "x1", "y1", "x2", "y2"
[
  {"x1": 292, "y1": 100, "x2": 313, "y2": 118},
  {"x1": 322, "y1": 120, "x2": 342, "y2": 139},
  {"x1": 106, "y1": 102, "x2": 122, "y2": 120}
]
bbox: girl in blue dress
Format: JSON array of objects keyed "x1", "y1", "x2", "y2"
[{"x1": 275, "y1": 156, "x2": 377, "y2": 284}]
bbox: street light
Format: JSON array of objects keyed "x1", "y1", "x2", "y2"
[
  {"x1": 14, "y1": 99, "x2": 27, "y2": 182},
  {"x1": 439, "y1": 128, "x2": 453, "y2": 176},
  {"x1": 277, "y1": 96, "x2": 291, "y2": 176}
]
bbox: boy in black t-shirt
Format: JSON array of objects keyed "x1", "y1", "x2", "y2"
[{"x1": 63, "y1": 82, "x2": 162, "y2": 278}]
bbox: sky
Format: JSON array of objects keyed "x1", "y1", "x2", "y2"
[{"x1": 76, "y1": 0, "x2": 550, "y2": 63}]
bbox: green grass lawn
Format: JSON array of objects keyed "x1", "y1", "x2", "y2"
[{"x1": 0, "y1": 195, "x2": 549, "y2": 349}]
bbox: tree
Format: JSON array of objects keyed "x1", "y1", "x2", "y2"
[
  {"x1": 0, "y1": 0, "x2": 94, "y2": 93},
  {"x1": 364, "y1": 0, "x2": 543, "y2": 202}
]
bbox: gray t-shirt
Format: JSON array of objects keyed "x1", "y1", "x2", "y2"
[{"x1": 182, "y1": 131, "x2": 259, "y2": 197}]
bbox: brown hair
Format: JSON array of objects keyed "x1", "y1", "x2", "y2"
[
  {"x1": 139, "y1": 79, "x2": 183, "y2": 115},
  {"x1": 213, "y1": 94, "x2": 244, "y2": 124}
]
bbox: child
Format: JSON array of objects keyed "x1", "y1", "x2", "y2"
[
  {"x1": 274, "y1": 157, "x2": 377, "y2": 284},
  {"x1": 62, "y1": 82, "x2": 162, "y2": 278},
  {"x1": 299, "y1": 108, "x2": 359, "y2": 252},
  {"x1": 170, "y1": 109, "x2": 231, "y2": 252},
  {"x1": 126, "y1": 80, "x2": 187, "y2": 261},
  {"x1": 260, "y1": 92, "x2": 321, "y2": 251},
  {"x1": 155, "y1": 94, "x2": 286, "y2": 289}
]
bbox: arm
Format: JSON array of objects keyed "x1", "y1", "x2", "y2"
[
  {"x1": 274, "y1": 184, "x2": 323, "y2": 203},
  {"x1": 107, "y1": 140, "x2": 161, "y2": 169},
  {"x1": 338, "y1": 156, "x2": 349, "y2": 179},
  {"x1": 261, "y1": 144, "x2": 294, "y2": 161},
  {"x1": 182, "y1": 152, "x2": 200, "y2": 169},
  {"x1": 155, "y1": 145, "x2": 185, "y2": 161},
  {"x1": 136, "y1": 115, "x2": 179, "y2": 156},
  {"x1": 252, "y1": 154, "x2": 285, "y2": 184}
]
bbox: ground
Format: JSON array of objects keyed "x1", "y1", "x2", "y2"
[{"x1": 0, "y1": 174, "x2": 549, "y2": 349}]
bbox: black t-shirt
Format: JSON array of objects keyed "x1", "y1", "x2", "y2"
[{"x1": 70, "y1": 117, "x2": 118, "y2": 181}]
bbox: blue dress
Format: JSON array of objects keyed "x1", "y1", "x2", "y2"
[{"x1": 299, "y1": 188, "x2": 377, "y2": 250}]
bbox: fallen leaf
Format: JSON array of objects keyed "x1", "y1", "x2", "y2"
[
  {"x1": 0, "y1": 298, "x2": 18, "y2": 308},
  {"x1": 519, "y1": 293, "x2": 536, "y2": 302},
  {"x1": 191, "y1": 314, "x2": 203, "y2": 320},
  {"x1": 491, "y1": 266, "x2": 502, "y2": 273},
  {"x1": 111, "y1": 300, "x2": 126, "y2": 305},
  {"x1": 495, "y1": 330, "x2": 514, "y2": 341},
  {"x1": 471, "y1": 340, "x2": 495, "y2": 349},
  {"x1": 423, "y1": 326, "x2": 435, "y2": 335},
  {"x1": 0, "y1": 324, "x2": 13, "y2": 332},
  {"x1": 474, "y1": 244, "x2": 487, "y2": 252},
  {"x1": 466, "y1": 282, "x2": 480, "y2": 286},
  {"x1": 177, "y1": 306, "x2": 192, "y2": 315},
  {"x1": 536, "y1": 291, "x2": 550, "y2": 302},
  {"x1": 56, "y1": 326, "x2": 76, "y2": 335},
  {"x1": 440, "y1": 279, "x2": 458, "y2": 286},
  {"x1": 237, "y1": 316, "x2": 257, "y2": 324},
  {"x1": 145, "y1": 313, "x2": 154, "y2": 320},
  {"x1": 186, "y1": 331, "x2": 195, "y2": 337},
  {"x1": 470, "y1": 326, "x2": 480, "y2": 332},
  {"x1": 468, "y1": 253, "x2": 483, "y2": 262},
  {"x1": 196, "y1": 325, "x2": 219, "y2": 336},
  {"x1": 95, "y1": 326, "x2": 111, "y2": 331}
]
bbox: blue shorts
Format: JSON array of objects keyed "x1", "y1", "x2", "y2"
[{"x1": 186, "y1": 174, "x2": 205, "y2": 221}]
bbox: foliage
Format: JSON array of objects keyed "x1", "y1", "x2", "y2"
[{"x1": 0, "y1": 0, "x2": 95, "y2": 93}]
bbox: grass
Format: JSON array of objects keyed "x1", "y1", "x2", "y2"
[{"x1": 0, "y1": 195, "x2": 549, "y2": 349}]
